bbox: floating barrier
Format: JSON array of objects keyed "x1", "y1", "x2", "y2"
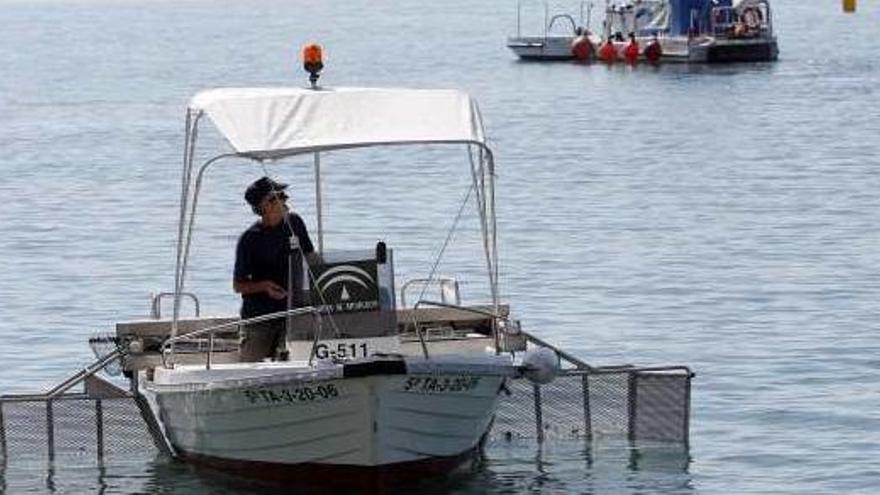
[
  {"x1": 571, "y1": 35, "x2": 594, "y2": 62},
  {"x1": 0, "y1": 334, "x2": 693, "y2": 468}
]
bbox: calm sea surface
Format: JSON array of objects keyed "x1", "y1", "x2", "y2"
[{"x1": 1, "y1": 0, "x2": 879, "y2": 493}]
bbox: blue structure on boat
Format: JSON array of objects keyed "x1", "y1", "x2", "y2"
[
  {"x1": 609, "y1": 0, "x2": 778, "y2": 62},
  {"x1": 666, "y1": 0, "x2": 733, "y2": 36}
]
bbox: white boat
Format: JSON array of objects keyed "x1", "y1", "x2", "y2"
[
  {"x1": 507, "y1": 1, "x2": 601, "y2": 60},
  {"x1": 113, "y1": 58, "x2": 557, "y2": 489},
  {"x1": 145, "y1": 354, "x2": 515, "y2": 486}
]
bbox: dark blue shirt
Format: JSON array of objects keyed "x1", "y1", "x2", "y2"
[{"x1": 234, "y1": 213, "x2": 315, "y2": 319}]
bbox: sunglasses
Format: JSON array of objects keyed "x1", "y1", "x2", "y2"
[{"x1": 260, "y1": 193, "x2": 288, "y2": 210}]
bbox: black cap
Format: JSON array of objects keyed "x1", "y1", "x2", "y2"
[{"x1": 244, "y1": 176, "x2": 288, "y2": 207}]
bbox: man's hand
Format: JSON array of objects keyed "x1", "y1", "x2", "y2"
[
  {"x1": 262, "y1": 281, "x2": 287, "y2": 300},
  {"x1": 233, "y1": 279, "x2": 288, "y2": 299}
]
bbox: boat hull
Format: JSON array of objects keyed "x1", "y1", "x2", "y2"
[
  {"x1": 701, "y1": 39, "x2": 779, "y2": 63},
  {"x1": 526, "y1": 35, "x2": 779, "y2": 64},
  {"x1": 507, "y1": 36, "x2": 576, "y2": 61},
  {"x1": 142, "y1": 357, "x2": 510, "y2": 484},
  {"x1": 665, "y1": 36, "x2": 779, "y2": 63},
  {"x1": 177, "y1": 443, "x2": 480, "y2": 490}
]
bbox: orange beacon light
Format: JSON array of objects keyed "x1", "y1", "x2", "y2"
[{"x1": 302, "y1": 44, "x2": 323, "y2": 88}]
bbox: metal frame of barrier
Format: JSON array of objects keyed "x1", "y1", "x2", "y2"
[
  {"x1": 492, "y1": 366, "x2": 693, "y2": 446},
  {"x1": 0, "y1": 376, "x2": 162, "y2": 467},
  {"x1": 1, "y1": 330, "x2": 693, "y2": 465},
  {"x1": 497, "y1": 332, "x2": 694, "y2": 445}
]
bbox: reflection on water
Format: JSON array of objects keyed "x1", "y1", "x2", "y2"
[
  {"x1": 464, "y1": 440, "x2": 692, "y2": 494},
  {"x1": 1, "y1": 439, "x2": 691, "y2": 494}
]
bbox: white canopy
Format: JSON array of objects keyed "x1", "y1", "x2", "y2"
[{"x1": 189, "y1": 87, "x2": 488, "y2": 160}]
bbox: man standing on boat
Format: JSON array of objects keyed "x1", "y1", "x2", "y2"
[{"x1": 234, "y1": 176, "x2": 318, "y2": 361}]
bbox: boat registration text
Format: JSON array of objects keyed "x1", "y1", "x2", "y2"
[
  {"x1": 402, "y1": 375, "x2": 481, "y2": 394},
  {"x1": 243, "y1": 383, "x2": 340, "y2": 405},
  {"x1": 286, "y1": 336, "x2": 401, "y2": 361}
]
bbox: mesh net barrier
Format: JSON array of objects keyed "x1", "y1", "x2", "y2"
[
  {"x1": 53, "y1": 400, "x2": 99, "y2": 460},
  {"x1": 102, "y1": 399, "x2": 158, "y2": 460},
  {"x1": 0, "y1": 398, "x2": 158, "y2": 469},
  {"x1": 1, "y1": 401, "x2": 50, "y2": 466},
  {"x1": 588, "y1": 371, "x2": 632, "y2": 436},
  {"x1": 1, "y1": 368, "x2": 689, "y2": 468},
  {"x1": 632, "y1": 372, "x2": 690, "y2": 443},
  {"x1": 492, "y1": 369, "x2": 691, "y2": 443}
]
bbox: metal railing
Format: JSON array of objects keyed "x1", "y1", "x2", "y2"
[
  {"x1": 160, "y1": 306, "x2": 322, "y2": 368},
  {"x1": 515, "y1": 0, "x2": 587, "y2": 38},
  {"x1": 709, "y1": 3, "x2": 773, "y2": 38},
  {"x1": 44, "y1": 349, "x2": 125, "y2": 399},
  {"x1": 408, "y1": 299, "x2": 511, "y2": 358},
  {"x1": 521, "y1": 329, "x2": 592, "y2": 370},
  {"x1": 400, "y1": 278, "x2": 461, "y2": 307},
  {"x1": 149, "y1": 291, "x2": 200, "y2": 319}
]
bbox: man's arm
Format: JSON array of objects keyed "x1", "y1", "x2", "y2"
[
  {"x1": 234, "y1": 279, "x2": 287, "y2": 300},
  {"x1": 234, "y1": 232, "x2": 286, "y2": 300}
]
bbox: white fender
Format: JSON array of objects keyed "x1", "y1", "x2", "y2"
[{"x1": 521, "y1": 347, "x2": 560, "y2": 384}]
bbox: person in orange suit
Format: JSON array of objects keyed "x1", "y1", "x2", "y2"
[
  {"x1": 624, "y1": 32, "x2": 640, "y2": 64},
  {"x1": 599, "y1": 37, "x2": 618, "y2": 63}
]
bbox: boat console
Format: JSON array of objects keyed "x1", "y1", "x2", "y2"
[{"x1": 286, "y1": 242, "x2": 397, "y2": 341}]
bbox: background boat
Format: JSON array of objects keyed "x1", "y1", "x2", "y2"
[{"x1": 507, "y1": 1, "x2": 601, "y2": 60}]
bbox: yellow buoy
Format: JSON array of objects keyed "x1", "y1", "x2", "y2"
[{"x1": 843, "y1": 0, "x2": 856, "y2": 13}]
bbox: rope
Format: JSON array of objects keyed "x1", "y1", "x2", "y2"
[
  {"x1": 257, "y1": 161, "x2": 344, "y2": 338},
  {"x1": 407, "y1": 178, "x2": 476, "y2": 338}
]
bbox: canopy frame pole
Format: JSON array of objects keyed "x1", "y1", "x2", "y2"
[
  {"x1": 469, "y1": 145, "x2": 500, "y2": 351},
  {"x1": 485, "y1": 148, "x2": 501, "y2": 352},
  {"x1": 170, "y1": 95, "x2": 496, "y2": 358},
  {"x1": 169, "y1": 134, "x2": 238, "y2": 364},
  {"x1": 171, "y1": 109, "x2": 201, "y2": 354},
  {"x1": 487, "y1": 149, "x2": 500, "y2": 351},
  {"x1": 314, "y1": 152, "x2": 324, "y2": 255}
]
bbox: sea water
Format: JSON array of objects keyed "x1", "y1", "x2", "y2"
[{"x1": 1, "y1": 0, "x2": 879, "y2": 493}]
